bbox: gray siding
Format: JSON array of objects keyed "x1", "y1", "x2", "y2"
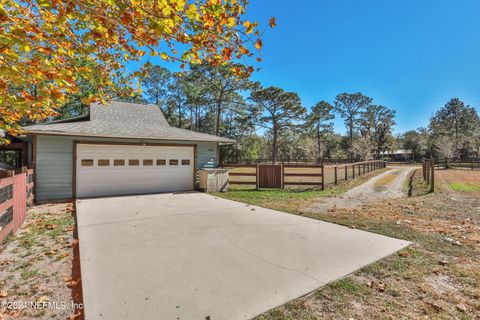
[
  {"x1": 35, "y1": 135, "x2": 218, "y2": 201},
  {"x1": 36, "y1": 135, "x2": 73, "y2": 201}
]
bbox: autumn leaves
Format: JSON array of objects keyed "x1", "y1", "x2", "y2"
[{"x1": 0, "y1": 0, "x2": 275, "y2": 142}]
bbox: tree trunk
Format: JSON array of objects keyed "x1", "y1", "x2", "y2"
[
  {"x1": 178, "y1": 103, "x2": 182, "y2": 128},
  {"x1": 272, "y1": 124, "x2": 278, "y2": 163},
  {"x1": 195, "y1": 105, "x2": 199, "y2": 131},
  {"x1": 348, "y1": 118, "x2": 354, "y2": 159},
  {"x1": 316, "y1": 125, "x2": 321, "y2": 163},
  {"x1": 215, "y1": 91, "x2": 224, "y2": 136},
  {"x1": 190, "y1": 106, "x2": 193, "y2": 130}
]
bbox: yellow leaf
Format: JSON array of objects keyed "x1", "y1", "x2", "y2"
[
  {"x1": 254, "y1": 39, "x2": 262, "y2": 50},
  {"x1": 160, "y1": 52, "x2": 169, "y2": 61},
  {"x1": 227, "y1": 17, "x2": 235, "y2": 28},
  {"x1": 244, "y1": 21, "x2": 253, "y2": 34}
]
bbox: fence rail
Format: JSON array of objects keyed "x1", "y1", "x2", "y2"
[
  {"x1": 222, "y1": 160, "x2": 386, "y2": 190},
  {"x1": 0, "y1": 167, "x2": 34, "y2": 242},
  {"x1": 434, "y1": 158, "x2": 480, "y2": 170},
  {"x1": 221, "y1": 158, "x2": 358, "y2": 166}
]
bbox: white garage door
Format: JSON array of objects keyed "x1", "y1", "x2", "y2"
[{"x1": 76, "y1": 144, "x2": 194, "y2": 198}]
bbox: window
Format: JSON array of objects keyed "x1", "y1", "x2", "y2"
[
  {"x1": 81, "y1": 159, "x2": 94, "y2": 166},
  {"x1": 169, "y1": 159, "x2": 178, "y2": 165},
  {"x1": 143, "y1": 159, "x2": 153, "y2": 166},
  {"x1": 129, "y1": 159, "x2": 139, "y2": 166},
  {"x1": 98, "y1": 159, "x2": 110, "y2": 166},
  {"x1": 156, "y1": 159, "x2": 166, "y2": 166},
  {"x1": 181, "y1": 159, "x2": 191, "y2": 165},
  {"x1": 114, "y1": 159, "x2": 125, "y2": 166}
]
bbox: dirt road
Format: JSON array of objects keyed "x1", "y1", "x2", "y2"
[{"x1": 308, "y1": 167, "x2": 415, "y2": 212}]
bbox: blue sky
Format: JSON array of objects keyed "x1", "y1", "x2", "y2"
[
  {"x1": 243, "y1": 0, "x2": 480, "y2": 134},
  {"x1": 131, "y1": 0, "x2": 480, "y2": 135}
]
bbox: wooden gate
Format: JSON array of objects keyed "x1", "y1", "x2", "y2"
[{"x1": 258, "y1": 165, "x2": 282, "y2": 188}]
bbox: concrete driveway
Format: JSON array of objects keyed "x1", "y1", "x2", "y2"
[{"x1": 76, "y1": 192, "x2": 409, "y2": 320}]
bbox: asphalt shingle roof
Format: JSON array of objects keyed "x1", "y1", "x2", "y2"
[{"x1": 23, "y1": 101, "x2": 235, "y2": 143}]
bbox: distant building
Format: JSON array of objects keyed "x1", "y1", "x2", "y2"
[{"x1": 380, "y1": 149, "x2": 413, "y2": 162}]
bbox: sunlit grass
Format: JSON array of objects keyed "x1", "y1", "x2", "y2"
[{"x1": 449, "y1": 182, "x2": 480, "y2": 192}]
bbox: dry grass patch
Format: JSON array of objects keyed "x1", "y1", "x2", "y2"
[
  {"x1": 255, "y1": 170, "x2": 480, "y2": 319},
  {"x1": 0, "y1": 203, "x2": 82, "y2": 320}
]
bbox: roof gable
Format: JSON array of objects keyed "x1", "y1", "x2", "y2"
[
  {"x1": 22, "y1": 101, "x2": 235, "y2": 143},
  {"x1": 90, "y1": 101, "x2": 169, "y2": 126}
]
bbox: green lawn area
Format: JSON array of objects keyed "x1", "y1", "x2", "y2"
[{"x1": 449, "y1": 182, "x2": 480, "y2": 192}]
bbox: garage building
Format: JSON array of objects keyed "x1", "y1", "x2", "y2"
[{"x1": 20, "y1": 101, "x2": 234, "y2": 201}]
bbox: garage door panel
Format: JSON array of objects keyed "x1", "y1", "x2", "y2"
[{"x1": 76, "y1": 144, "x2": 194, "y2": 198}]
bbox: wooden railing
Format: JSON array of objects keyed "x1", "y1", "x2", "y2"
[
  {"x1": 0, "y1": 167, "x2": 34, "y2": 242},
  {"x1": 422, "y1": 159, "x2": 435, "y2": 192},
  {"x1": 221, "y1": 158, "x2": 357, "y2": 165},
  {"x1": 222, "y1": 160, "x2": 386, "y2": 190},
  {"x1": 434, "y1": 158, "x2": 480, "y2": 170}
]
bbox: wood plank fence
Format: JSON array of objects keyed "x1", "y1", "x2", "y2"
[
  {"x1": 434, "y1": 158, "x2": 480, "y2": 170},
  {"x1": 222, "y1": 160, "x2": 386, "y2": 190},
  {"x1": 422, "y1": 159, "x2": 435, "y2": 192},
  {"x1": 0, "y1": 167, "x2": 34, "y2": 242}
]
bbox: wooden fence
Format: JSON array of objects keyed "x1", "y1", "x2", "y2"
[
  {"x1": 422, "y1": 159, "x2": 435, "y2": 192},
  {"x1": 434, "y1": 158, "x2": 480, "y2": 170},
  {"x1": 221, "y1": 158, "x2": 358, "y2": 166},
  {"x1": 0, "y1": 167, "x2": 34, "y2": 242},
  {"x1": 222, "y1": 160, "x2": 386, "y2": 190}
]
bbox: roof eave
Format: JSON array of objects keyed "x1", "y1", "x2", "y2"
[{"x1": 23, "y1": 130, "x2": 236, "y2": 144}]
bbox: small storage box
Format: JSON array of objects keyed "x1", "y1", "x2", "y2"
[{"x1": 199, "y1": 168, "x2": 229, "y2": 192}]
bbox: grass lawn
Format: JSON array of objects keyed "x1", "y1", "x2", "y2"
[
  {"x1": 449, "y1": 182, "x2": 480, "y2": 192},
  {"x1": 216, "y1": 169, "x2": 480, "y2": 319}
]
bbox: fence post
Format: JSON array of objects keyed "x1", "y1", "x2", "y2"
[
  {"x1": 256, "y1": 164, "x2": 260, "y2": 190},
  {"x1": 430, "y1": 158, "x2": 435, "y2": 192},
  {"x1": 321, "y1": 164, "x2": 325, "y2": 190},
  {"x1": 281, "y1": 163, "x2": 284, "y2": 189},
  {"x1": 425, "y1": 161, "x2": 432, "y2": 184},
  {"x1": 345, "y1": 166, "x2": 348, "y2": 181},
  {"x1": 334, "y1": 166, "x2": 338, "y2": 185}
]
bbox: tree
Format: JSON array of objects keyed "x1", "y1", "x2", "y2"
[
  {"x1": 305, "y1": 101, "x2": 334, "y2": 160},
  {"x1": 249, "y1": 87, "x2": 306, "y2": 162},
  {"x1": 1, "y1": 0, "x2": 273, "y2": 141},
  {"x1": 435, "y1": 136, "x2": 458, "y2": 167},
  {"x1": 334, "y1": 93, "x2": 372, "y2": 150},
  {"x1": 429, "y1": 98, "x2": 480, "y2": 157},
  {"x1": 166, "y1": 74, "x2": 188, "y2": 128},
  {"x1": 359, "y1": 104, "x2": 396, "y2": 156},
  {"x1": 403, "y1": 129, "x2": 428, "y2": 161},
  {"x1": 141, "y1": 65, "x2": 172, "y2": 106},
  {"x1": 351, "y1": 135, "x2": 373, "y2": 161},
  {"x1": 188, "y1": 62, "x2": 257, "y2": 136}
]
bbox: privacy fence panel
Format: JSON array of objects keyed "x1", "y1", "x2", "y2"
[{"x1": 0, "y1": 168, "x2": 34, "y2": 242}]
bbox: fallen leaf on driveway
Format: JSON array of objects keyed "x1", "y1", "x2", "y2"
[{"x1": 456, "y1": 303, "x2": 468, "y2": 312}]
